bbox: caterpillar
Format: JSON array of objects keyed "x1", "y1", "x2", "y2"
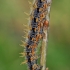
[{"x1": 20, "y1": 0, "x2": 52, "y2": 70}]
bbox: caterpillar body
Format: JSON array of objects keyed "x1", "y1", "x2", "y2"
[{"x1": 21, "y1": 0, "x2": 51, "y2": 70}]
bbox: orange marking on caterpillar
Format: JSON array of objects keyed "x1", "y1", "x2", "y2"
[{"x1": 43, "y1": 20, "x2": 49, "y2": 29}]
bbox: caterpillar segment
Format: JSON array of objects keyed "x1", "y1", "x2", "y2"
[{"x1": 21, "y1": 0, "x2": 48, "y2": 70}]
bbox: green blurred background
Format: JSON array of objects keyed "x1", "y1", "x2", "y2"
[{"x1": 0, "y1": 0, "x2": 70, "y2": 70}]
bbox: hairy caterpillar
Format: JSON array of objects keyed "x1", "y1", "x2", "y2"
[{"x1": 20, "y1": 0, "x2": 52, "y2": 70}]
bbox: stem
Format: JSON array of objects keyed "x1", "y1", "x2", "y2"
[
  {"x1": 40, "y1": 29, "x2": 48, "y2": 70},
  {"x1": 40, "y1": 0, "x2": 52, "y2": 70}
]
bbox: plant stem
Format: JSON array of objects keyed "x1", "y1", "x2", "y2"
[
  {"x1": 40, "y1": 0, "x2": 52, "y2": 70},
  {"x1": 40, "y1": 29, "x2": 48, "y2": 70}
]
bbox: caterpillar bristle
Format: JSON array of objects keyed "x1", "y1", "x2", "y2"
[
  {"x1": 23, "y1": 29, "x2": 28, "y2": 32},
  {"x1": 22, "y1": 36, "x2": 27, "y2": 39},
  {"x1": 19, "y1": 54, "x2": 24, "y2": 57},
  {"x1": 20, "y1": 60, "x2": 27, "y2": 65},
  {"x1": 23, "y1": 26, "x2": 29, "y2": 31},
  {"x1": 19, "y1": 44, "x2": 25, "y2": 47},
  {"x1": 28, "y1": 1, "x2": 32, "y2": 5},
  {"x1": 25, "y1": 18, "x2": 29, "y2": 20},
  {"x1": 21, "y1": 40, "x2": 26, "y2": 44},
  {"x1": 19, "y1": 55, "x2": 25, "y2": 57},
  {"x1": 24, "y1": 31, "x2": 28, "y2": 34},
  {"x1": 23, "y1": 35, "x2": 28, "y2": 39},
  {"x1": 24, "y1": 12, "x2": 29, "y2": 16},
  {"x1": 19, "y1": 52, "x2": 26, "y2": 57},
  {"x1": 21, "y1": 40, "x2": 24, "y2": 43},
  {"x1": 33, "y1": 3, "x2": 37, "y2": 9},
  {"x1": 19, "y1": 52, "x2": 26, "y2": 55},
  {"x1": 30, "y1": 15, "x2": 34, "y2": 20},
  {"x1": 29, "y1": 26, "x2": 32, "y2": 30},
  {"x1": 23, "y1": 24, "x2": 28, "y2": 27},
  {"x1": 23, "y1": 25, "x2": 29, "y2": 30}
]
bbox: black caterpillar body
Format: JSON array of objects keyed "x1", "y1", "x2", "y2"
[{"x1": 25, "y1": 0, "x2": 48, "y2": 70}]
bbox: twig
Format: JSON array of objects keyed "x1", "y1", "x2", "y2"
[{"x1": 40, "y1": 0, "x2": 52, "y2": 70}]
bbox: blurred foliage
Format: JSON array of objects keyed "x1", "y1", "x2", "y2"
[{"x1": 0, "y1": 0, "x2": 70, "y2": 70}]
